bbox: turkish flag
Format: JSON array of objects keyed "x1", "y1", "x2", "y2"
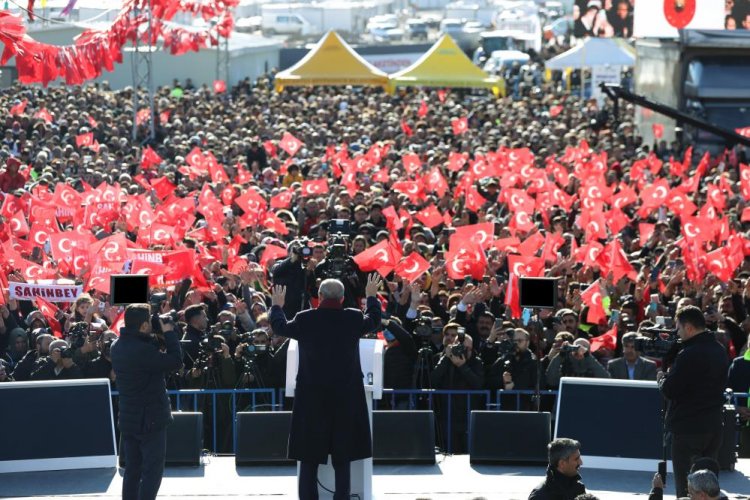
[
  {"x1": 417, "y1": 100, "x2": 428, "y2": 118},
  {"x1": 8, "y1": 210, "x2": 29, "y2": 237},
  {"x1": 424, "y1": 167, "x2": 449, "y2": 197},
  {"x1": 505, "y1": 274, "x2": 521, "y2": 319},
  {"x1": 301, "y1": 179, "x2": 329, "y2": 197},
  {"x1": 590, "y1": 324, "x2": 617, "y2": 353},
  {"x1": 130, "y1": 260, "x2": 167, "y2": 286},
  {"x1": 260, "y1": 243, "x2": 288, "y2": 268},
  {"x1": 447, "y1": 152, "x2": 468, "y2": 172},
  {"x1": 393, "y1": 252, "x2": 430, "y2": 283},
  {"x1": 415, "y1": 205, "x2": 444, "y2": 229},
  {"x1": 493, "y1": 236, "x2": 521, "y2": 252},
  {"x1": 517, "y1": 231, "x2": 545, "y2": 258},
  {"x1": 270, "y1": 190, "x2": 293, "y2": 209},
  {"x1": 136, "y1": 109, "x2": 150, "y2": 126},
  {"x1": 451, "y1": 116, "x2": 469, "y2": 135},
  {"x1": 34, "y1": 108, "x2": 53, "y2": 123},
  {"x1": 453, "y1": 222, "x2": 495, "y2": 250},
  {"x1": 392, "y1": 181, "x2": 423, "y2": 203},
  {"x1": 263, "y1": 140, "x2": 277, "y2": 158},
  {"x1": 353, "y1": 239, "x2": 402, "y2": 275},
  {"x1": 400, "y1": 120, "x2": 413, "y2": 137},
  {"x1": 186, "y1": 146, "x2": 206, "y2": 171},
  {"x1": 581, "y1": 281, "x2": 606, "y2": 324},
  {"x1": 9, "y1": 99, "x2": 28, "y2": 116},
  {"x1": 549, "y1": 104, "x2": 563, "y2": 117},
  {"x1": 34, "y1": 296, "x2": 63, "y2": 338},
  {"x1": 464, "y1": 187, "x2": 487, "y2": 213},
  {"x1": 162, "y1": 249, "x2": 196, "y2": 284},
  {"x1": 76, "y1": 132, "x2": 94, "y2": 148},
  {"x1": 437, "y1": 89, "x2": 447, "y2": 103},
  {"x1": 541, "y1": 232, "x2": 565, "y2": 263},
  {"x1": 402, "y1": 153, "x2": 421, "y2": 175},
  {"x1": 150, "y1": 176, "x2": 176, "y2": 200},
  {"x1": 507, "y1": 254, "x2": 545, "y2": 277},
  {"x1": 234, "y1": 188, "x2": 267, "y2": 214},
  {"x1": 213, "y1": 80, "x2": 226, "y2": 93},
  {"x1": 652, "y1": 123, "x2": 664, "y2": 139},
  {"x1": 140, "y1": 146, "x2": 162, "y2": 170},
  {"x1": 741, "y1": 207, "x2": 750, "y2": 223},
  {"x1": 279, "y1": 132, "x2": 303, "y2": 157}
]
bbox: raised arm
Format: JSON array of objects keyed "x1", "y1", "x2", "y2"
[
  {"x1": 362, "y1": 273, "x2": 383, "y2": 334},
  {"x1": 269, "y1": 284, "x2": 302, "y2": 340}
]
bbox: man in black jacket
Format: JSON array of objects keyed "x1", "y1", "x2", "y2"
[
  {"x1": 269, "y1": 273, "x2": 382, "y2": 500},
  {"x1": 529, "y1": 438, "x2": 586, "y2": 500},
  {"x1": 111, "y1": 304, "x2": 183, "y2": 500},
  {"x1": 271, "y1": 245, "x2": 310, "y2": 318},
  {"x1": 659, "y1": 306, "x2": 729, "y2": 498}
]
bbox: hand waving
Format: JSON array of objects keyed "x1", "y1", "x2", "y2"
[
  {"x1": 271, "y1": 285, "x2": 287, "y2": 307},
  {"x1": 365, "y1": 273, "x2": 383, "y2": 298}
]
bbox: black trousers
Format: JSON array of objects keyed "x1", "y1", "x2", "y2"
[
  {"x1": 299, "y1": 461, "x2": 351, "y2": 500},
  {"x1": 671, "y1": 431, "x2": 722, "y2": 498},
  {"x1": 121, "y1": 428, "x2": 167, "y2": 500}
]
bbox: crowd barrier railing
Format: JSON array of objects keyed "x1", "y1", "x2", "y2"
[{"x1": 109, "y1": 389, "x2": 749, "y2": 455}]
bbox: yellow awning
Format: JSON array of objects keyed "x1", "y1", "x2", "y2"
[
  {"x1": 388, "y1": 34, "x2": 504, "y2": 96},
  {"x1": 275, "y1": 31, "x2": 389, "y2": 91}
]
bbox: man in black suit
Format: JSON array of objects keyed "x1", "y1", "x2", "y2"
[
  {"x1": 111, "y1": 304, "x2": 183, "y2": 500},
  {"x1": 269, "y1": 273, "x2": 382, "y2": 500},
  {"x1": 607, "y1": 332, "x2": 657, "y2": 381}
]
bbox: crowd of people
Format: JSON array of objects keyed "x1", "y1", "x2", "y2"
[{"x1": 0, "y1": 68, "x2": 749, "y2": 460}]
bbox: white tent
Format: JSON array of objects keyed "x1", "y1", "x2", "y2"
[{"x1": 545, "y1": 37, "x2": 635, "y2": 70}]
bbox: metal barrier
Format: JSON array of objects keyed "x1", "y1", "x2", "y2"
[{"x1": 109, "y1": 388, "x2": 749, "y2": 455}]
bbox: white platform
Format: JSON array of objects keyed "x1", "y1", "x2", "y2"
[{"x1": 1, "y1": 455, "x2": 749, "y2": 499}]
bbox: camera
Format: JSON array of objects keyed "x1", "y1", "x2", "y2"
[
  {"x1": 451, "y1": 327, "x2": 467, "y2": 358},
  {"x1": 632, "y1": 328, "x2": 678, "y2": 357},
  {"x1": 152, "y1": 309, "x2": 178, "y2": 334},
  {"x1": 413, "y1": 316, "x2": 433, "y2": 338},
  {"x1": 291, "y1": 238, "x2": 313, "y2": 261},
  {"x1": 560, "y1": 343, "x2": 581, "y2": 354},
  {"x1": 67, "y1": 321, "x2": 91, "y2": 349},
  {"x1": 212, "y1": 320, "x2": 237, "y2": 338},
  {"x1": 493, "y1": 337, "x2": 516, "y2": 357}
]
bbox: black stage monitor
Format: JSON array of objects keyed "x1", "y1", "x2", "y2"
[
  {"x1": 110, "y1": 274, "x2": 149, "y2": 305},
  {"x1": 519, "y1": 277, "x2": 558, "y2": 309}
]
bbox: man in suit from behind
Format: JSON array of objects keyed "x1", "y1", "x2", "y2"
[
  {"x1": 111, "y1": 303, "x2": 183, "y2": 500},
  {"x1": 269, "y1": 273, "x2": 382, "y2": 500},
  {"x1": 607, "y1": 332, "x2": 657, "y2": 381}
]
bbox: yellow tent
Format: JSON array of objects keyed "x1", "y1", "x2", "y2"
[
  {"x1": 275, "y1": 31, "x2": 389, "y2": 91},
  {"x1": 388, "y1": 34, "x2": 504, "y2": 96}
]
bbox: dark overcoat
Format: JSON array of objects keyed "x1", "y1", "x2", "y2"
[
  {"x1": 111, "y1": 327, "x2": 183, "y2": 435},
  {"x1": 269, "y1": 296, "x2": 381, "y2": 465}
]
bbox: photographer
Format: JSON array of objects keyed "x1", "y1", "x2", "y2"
[
  {"x1": 83, "y1": 332, "x2": 118, "y2": 387},
  {"x1": 30, "y1": 339, "x2": 83, "y2": 380},
  {"x1": 607, "y1": 332, "x2": 657, "y2": 381},
  {"x1": 382, "y1": 316, "x2": 417, "y2": 409},
  {"x1": 488, "y1": 328, "x2": 539, "y2": 405},
  {"x1": 111, "y1": 303, "x2": 183, "y2": 500},
  {"x1": 10, "y1": 329, "x2": 54, "y2": 381},
  {"x1": 271, "y1": 240, "x2": 310, "y2": 317},
  {"x1": 181, "y1": 304, "x2": 209, "y2": 370},
  {"x1": 545, "y1": 338, "x2": 609, "y2": 389},
  {"x1": 658, "y1": 306, "x2": 728, "y2": 498},
  {"x1": 234, "y1": 328, "x2": 274, "y2": 392},
  {"x1": 314, "y1": 229, "x2": 362, "y2": 308},
  {"x1": 431, "y1": 329, "x2": 484, "y2": 453}
]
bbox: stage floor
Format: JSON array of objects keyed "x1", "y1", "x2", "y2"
[{"x1": 1, "y1": 455, "x2": 749, "y2": 499}]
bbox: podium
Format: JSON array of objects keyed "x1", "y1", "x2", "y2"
[{"x1": 286, "y1": 338, "x2": 383, "y2": 500}]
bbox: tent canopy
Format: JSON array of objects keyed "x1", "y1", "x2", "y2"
[
  {"x1": 275, "y1": 31, "x2": 388, "y2": 90},
  {"x1": 545, "y1": 37, "x2": 635, "y2": 70},
  {"x1": 388, "y1": 34, "x2": 503, "y2": 95}
]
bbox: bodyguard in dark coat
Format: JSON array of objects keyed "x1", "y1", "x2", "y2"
[
  {"x1": 111, "y1": 304, "x2": 183, "y2": 500},
  {"x1": 269, "y1": 274, "x2": 382, "y2": 500},
  {"x1": 659, "y1": 306, "x2": 728, "y2": 498}
]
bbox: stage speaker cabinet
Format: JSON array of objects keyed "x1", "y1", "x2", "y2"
[
  {"x1": 372, "y1": 411, "x2": 436, "y2": 464},
  {"x1": 119, "y1": 412, "x2": 203, "y2": 467},
  {"x1": 235, "y1": 411, "x2": 294, "y2": 465},
  {"x1": 470, "y1": 411, "x2": 551, "y2": 464}
]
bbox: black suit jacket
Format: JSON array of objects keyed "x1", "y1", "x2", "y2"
[
  {"x1": 111, "y1": 327, "x2": 183, "y2": 435},
  {"x1": 269, "y1": 296, "x2": 381, "y2": 464},
  {"x1": 607, "y1": 356, "x2": 657, "y2": 381}
]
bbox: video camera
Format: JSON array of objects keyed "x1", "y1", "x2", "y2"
[
  {"x1": 451, "y1": 327, "x2": 467, "y2": 358},
  {"x1": 149, "y1": 292, "x2": 178, "y2": 334},
  {"x1": 632, "y1": 327, "x2": 679, "y2": 357},
  {"x1": 290, "y1": 238, "x2": 313, "y2": 261},
  {"x1": 67, "y1": 321, "x2": 97, "y2": 350},
  {"x1": 211, "y1": 320, "x2": 237, "y2": 339},
  {"x1": 194, "y1": 335, "x2": 224, "y2": 371},
  {"x1": 559, "y1": 343, "x2": 581, "y2": 354},
  {"x1": 319, "y1": 219, "x2": 356, "y2": 280}
]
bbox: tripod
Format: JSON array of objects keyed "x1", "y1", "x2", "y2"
[{"x1": 237, "y1": 355, "x2": 272, "y2": 411}]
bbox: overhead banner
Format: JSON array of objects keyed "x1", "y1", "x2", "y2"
[
  {"x1": 9, "y1": 282, "x2": 83, "y2": 302},
  {"x1": 562, "y1": 0, "x2": 636, "y2": 38},
  {"x1": 634, "y1": 0, "x2": 728, "y2": 38}
]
